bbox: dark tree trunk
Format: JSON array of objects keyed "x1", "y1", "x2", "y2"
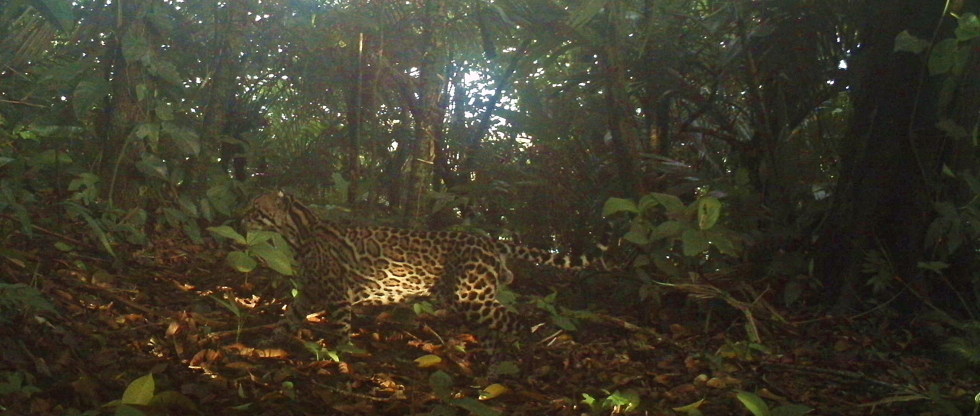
[
  {"x1": 100, "y1": 0, "x2": 151, "y2": 210},
  {"x1": 817, "y1": 0, "x2": 948, "y2": 309}
]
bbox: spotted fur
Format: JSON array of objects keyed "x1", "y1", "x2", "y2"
[{"x1": 243, "y1": 191, "x2": 610, "y2": 342}]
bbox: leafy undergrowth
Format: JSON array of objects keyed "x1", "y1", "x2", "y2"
[{"x1": 0, "y1": 237, "x2": 975, "y2": 416}]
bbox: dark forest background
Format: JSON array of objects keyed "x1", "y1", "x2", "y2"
[{"x1": 3, "y1": 0, "x2": 980, "y2": 414}]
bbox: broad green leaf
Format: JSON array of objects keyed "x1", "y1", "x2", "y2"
[
  {"x1": 29, "y1": 0, "x2": 75, "y2": 32},
  {"x1": 653, "y1": 256, "x2": 681, "y2": 277},
  {"x1": 250, "y1": 242, "x2": 294, "y2": 275},
  {"x1": 0, "y1": 157, "x2": 13, "y2": 169},
  {"x1": 136, "y1": 83, "x2": 150, "y2": 101},
  {"x1": 955, "y1": 13, "x2": 980, "y2": 41},
  {"x1": 207, "y1": 185, "x2": 236, "y2": 216},
  {"x1": 603, "y1": 390, "x2": 640, "y2": 412},
  {"x1": 893, "y1": 30, "x2": 930, "y2": 54},
  {"x1": 771, "y1": 404, "x2": 814, "y2": 416},
  {"x1": 602, "y1": 197, "x2": 638, "y2": 217},
  {"x1": 917, "y1": 261, "x2": 949, "y2": 274},
  {"x1": 650, "y1": 220, "x2": 684, "y2": 241},
  {"x1": 114, "y1": 404, "x2": 145, "y2": 416},
  {"x1": 451, "y1": 397, "x2": 503, "y2": 416},
  {"x1": 783, "y1": 280, "x2": 804, "y2": 307},
  {"x1": 30, "y1": 149, "x2": 72, "y2": 167},
  {"x1": 428, "y1": 371, "x2": 454, "y2": 401},
  {"x1": 207, "y1": 225, "x2": 246, "y2": 244},
  {"x1": 641, "y1": 193, "x2": 685, "y2": 214},
  {"x1": 709, "y1": 233, "x2": 739, "y2": 257},
  {"x1": 162, "y1": 122, "x2": 201, "y2": 156},
  {"x1": 488, "y1": 361, "x2": 520, "y2": 376},
  {"x1": 246, "y1": 230, "x2": 279, "y2": 246},
  {"x1": 623, "y1": 230, "x2": 650, "y2": 245},
  {"x1": 149, "y1": 60, "x2": 183, "y2": 84},
  {"x1": 697, "y1": 197, "x2": 722, "y2": 230},
  {"x1": 147, "y1": 391, "x2": 197, "y2": 412},
  {"x1": 226, "y1": 251, "x2": 257, "y2": 273},
  {"x1": 681, "y1": 229, "x2": 710, "y2": 257},
  {"x1": 568, "y1": 0, "x2": 607, "y2": 29},
  {"x1": 73, "y1": 78, "x2": 111, "y2": 119},
  {"x1": 428, "y1": 405, "x2": 456, "y2": 416},
  {"x1": 121, "y1": 32, "x2": 149, "y2": 62},
  {"x1": 135, "y1": 154, "x2": 168, "y2": 181},
  {"x1": 736, "y1": 391, "x2": 771, "y2": 416},
  {"x1": 121, "y1": 374, "x2": 155, "y2": 405},
  {"x1": 551, "y1": 314, "x2": 577, "y2": 331},
  {"x1": 155, "y1": 102, "x2": 174, "y2": 121},
  {"x1": 928, "y1": 38, "x2": 958, "y2": 75}
]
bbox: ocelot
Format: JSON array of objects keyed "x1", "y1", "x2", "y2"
[{"x1": 243, "y1": 191, "x2": 612, "y2": 345}]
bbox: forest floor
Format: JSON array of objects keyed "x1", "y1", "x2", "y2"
[{"x1": 0, "y1": 231, "x2": 974, "y2": 416}]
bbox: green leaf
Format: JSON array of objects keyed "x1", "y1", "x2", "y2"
[
  {"x1": 136, "y1": 83, "x2": 150, "y2": 101},
  {"x1": 121, "y1": 374, "x2": 155, "y2": 405},
  {"x1": 653, "y1": 256, "x2": 681, "y2": 277},
  {"x1": 705, "y1": 229, "x2": 740, "y2": 257},
  {"x1": 681, "y1": 229, "x2": 710, "y2": 257},
  {"x1": 155, "y1": 102, "x2": 174, "y2": 121},
  {"x1": 73, "y1": 78, "x2": 111, "y2": 120},
  {"x1": 783, "y1": 280, "x2": 804, "y2": 307},
  {"x1": 450, "y1": 397, "x2": 502, "y2": 416},
  {"x1": 917, "y1": 261, "x2": 949, "y2": 274},
  {"x1": 161, "y1": 122, "x2": 201, "y2": 156},
  {"x1": 428, "y1": 371, "x2": 454, "y2": 401},
  {"x1": 207, "y1": 225, "x2": 246, "y2": 244},
  {"x1": 697, "y1": 197, "x2": 722, "y2": 230},
  {"x1": 250, "y1": 242, "x2": 294, "y2": 275},
  {"x1": 736, "y1": 391, "x2": 772, "y2": 416},
  {"x1": 121, "y1": 32, "x2": 150, "y2": 62},
  {"x1": 551, "y1": 314, "x2": 577, "y2": 331},
  {"x1": 147, "y1": 391, "x2": 197, "y2": 412},
  {"x1": 134, "y1": 154, "x2": 168, "y2": 181},
  {"x1": 0, "y1": 157, "x2": 13, "y2": 169},
  {"x1": 928, "y1": 38, "x2": 958, "y2": 75},
  {"x1": 488, "y1": 361, "x2": 520, "y2": 376},
  {"x1": 955, "y1": 13, "x2": 980, "y2": 41},
  {"x1": 207, "y1": 185, "x2": 236, "y2": 216},
  {"x1": 650, "y1": 220, "x2": 684, "y2": 241},
  {"x1": 226, "y1": 251, "x2": 257, "y2": 273},
  {"x1": 623, "y1": 230, "x2": 650, "y2": 245},
  {"x1": 771, "y1": 404, "x2": 814, "y2": 416},
  {"x1": 567, "y1": 0, "x2": 606, "y2": 29},
  {"x1": 149, "y1": 60, "x2": 183, "y2": 84},
  {"x1": 641, "y1": 193, "x2": 685, "y2": 214},
  {"x1": 30, "y1": 149, "x2": 72, "y2": 167},
  {"x1": 114, "y1": 404, "x2": 146, "y2": 416},
  {"x1": 602, "y1": 198, "x2": 638, "y2": 217},
  {"x1": 29, "y1": 0, "x2": 75, "y2": 32},
  {"x1": 893, "y1": 30, "x2": 930, "y2": 54},
  {"x1": 246, "y1": 230, "x2": 278, "y2": 246}
]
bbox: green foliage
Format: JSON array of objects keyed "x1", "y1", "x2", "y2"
[
  {"x1": 532, "y1": 291, "x2": 578, "y2": 331},
  {"x1": 207, "y1": 226, "x2": 295, "y2": 276},
  {"x1": 0, "y1": 283, "x2": 56, "y2": 322},
  {"x1": 943, "y1": 321, "x2": 980, "y2": 366},
  {"x1": 735, "y1": 391, "x2": 813, "y2": 416},
  {"x1": 581, "y1": 390, "x2": 641, "y2": 414},
  {"x1": 103, "y1": 373, "x2": 197, "y2": 416},
  {"x1": 0, "y1": 371, "x2": 41, "y2": 398},
  {"x1": 604, "y1": 193, "x2": 742, "y2": 277},
  {"x1": 426, "y1": 371, "x2": 501, "y2": 416}
]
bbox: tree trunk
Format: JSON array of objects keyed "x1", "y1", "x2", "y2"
[
  {"x1": 402, "y1": 0, "x2": 446, "y2": 225},
  {"x1": 817, "y1": 0, "x2": 947, "y2": 309},
  {"x1": 100, "y1": 0, "x2": 151, "y2": 210},
  {"x1": 193, "y1": 0, "x2": 247, "y2": 193}
]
